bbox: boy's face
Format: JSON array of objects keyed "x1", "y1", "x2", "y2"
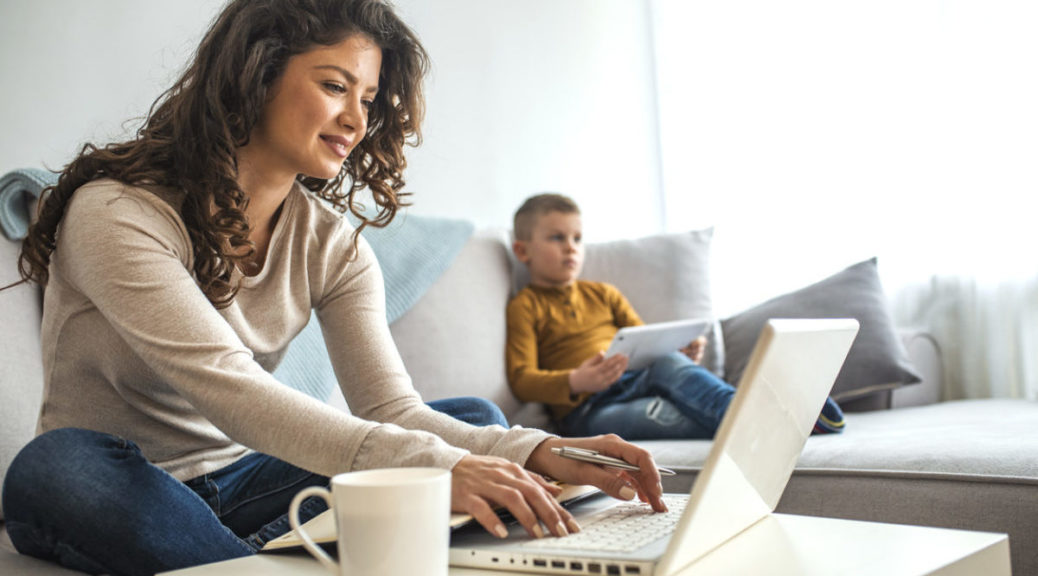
[{"x1": 514, "y1": 211, "x2": 584, "y2": 288}]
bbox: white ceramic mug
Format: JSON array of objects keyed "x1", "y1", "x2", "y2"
[{"x1": 289, "y1": 467, "x2": 452, "y2": 576}]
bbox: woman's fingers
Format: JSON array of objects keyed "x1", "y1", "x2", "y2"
[
  {"x1": 597, "y1": 436, "x2": 666, "y2": 512},
  {"x1": 484, "y1": 481, "x2": 544, "y2": 538},
  {"x1": 526, "y1": 436, "x2": 667, "y2": 513},
  {"x1": 452, "y1": 455, "x2": 577, "y2": 539},
  {"x1": 460, "y1": 491, "x2": 510, "y2": 538},
  {"x1": 530, "y1": 470, "x2": 564, "y2": 496},
  {"x1": 513, "y1": 471, "x2": 579, "y2": 537}
]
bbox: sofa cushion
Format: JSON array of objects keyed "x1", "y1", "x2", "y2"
[
  {"x1": 273, "y1": 214, "x2": 475, "y2": 402},
  {"x1": 580, "y1": 228, "x2": 722, "y2": 376},
  {"x1": 0, "y1": 238, "x2": 44, "y2": 521},
  {"x1": 1, "y1": 527, "x2": 86, "y2": 575},
  {"x1": 721, "y1": 258, "x2": 920, "y2": 403},
  {"x1": 390, "y1": 230, "x2": 522, "y2": 417},
  {"x1": 647, "y1": 398, "x2": 1038, "y2": 477}
]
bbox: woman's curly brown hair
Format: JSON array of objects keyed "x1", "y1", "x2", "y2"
[{"x1": 18, "y1": 0, "x2": 428, "y2": 308}]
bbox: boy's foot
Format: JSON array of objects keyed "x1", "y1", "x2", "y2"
[{"x1": 812, "y1": 396, "x2": 846, "y2": 434}]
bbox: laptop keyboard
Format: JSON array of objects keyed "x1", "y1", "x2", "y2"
[{"x1": 522, "y1": 495, "x2": 689, "y2": 553}]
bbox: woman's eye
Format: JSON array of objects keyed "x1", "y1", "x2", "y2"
[
  {"x1": 362, "y1": 99, "x2": 374, "y2": 111},
  {"x1": 324, "y1": 82, "x2": 346, "y2": 94}
]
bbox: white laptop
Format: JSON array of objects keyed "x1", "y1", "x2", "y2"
[
  {"x1": 449, "y1": 318, "x2": 859, "y2": 575},
  {"x1": 604, "y1": 318, "x2": 712, "y2": 371}
]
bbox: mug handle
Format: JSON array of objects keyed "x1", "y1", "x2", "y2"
[{"x1": 289, "y1": 486, "x2": 338, "y2": 575}]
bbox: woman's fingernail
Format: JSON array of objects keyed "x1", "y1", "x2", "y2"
[
  {"x1": 495, "y1": 524, "x2": 509, "y2": 539},
  {"x1": 555, "y1": 521, "x2": 569, "y2": 537},
  {"x1": 533, "y1": 524, "x2": 545, "y2": 539},
  {"x1": 567, "y1": 519, "x2": 582, "y2": 534},
  {"x1": 620, "y1": 486, "x2": 637, "y2": 500}
]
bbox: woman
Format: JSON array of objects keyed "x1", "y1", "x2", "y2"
[{"x1": 2, "y1": 1, "x2": 665, "y2": 575}]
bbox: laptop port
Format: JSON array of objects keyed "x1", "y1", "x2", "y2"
[
  {"x1": 571, "y1": 561, "x2": 584, "y2": 571},
  {"x1": 588, "y1": 563, "x2": 603, "y2": 574},
  {"x1": 533, "y1": 559, "x2": 547, "y2": 568},
  {"x1": 607, "y1": 565, "x2": 621, "y2": 575},
  {"x1": 625, "y1": 566, "x2": 642, "y2": 574},
  {"x1": 552, "y1": 560, "x2": 566, "y2": 569}
]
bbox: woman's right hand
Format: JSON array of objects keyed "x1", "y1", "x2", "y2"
[{"x1": 451, "y1": 454, "x2": 579, "y2": 540}]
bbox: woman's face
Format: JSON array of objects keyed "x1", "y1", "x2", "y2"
[{"x1": 246, "y1": 34, "x2": 382, "y2": 182}]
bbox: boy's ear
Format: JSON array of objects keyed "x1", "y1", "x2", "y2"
[{"x1": 512, "y1": 240, "x2": 530, "y2": 264}]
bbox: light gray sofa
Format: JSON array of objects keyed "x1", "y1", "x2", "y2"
[{"x1": 3, "y1": 227, "x2": 1037, "y2": 575}]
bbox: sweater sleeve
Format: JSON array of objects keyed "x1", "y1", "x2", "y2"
[
  {"x1": 505, "y1": 291, "x2": 587, "y2": 410},
  {"x1": 606, "y1": 284, "x2": 644, "y2": 329},
  {"x1": 314, "y1": 229, "x2": 552, "y2": 470}
]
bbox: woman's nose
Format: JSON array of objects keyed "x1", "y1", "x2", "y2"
[{"x1": 338, "y1": 99, "x2": 366, "y2": 132}]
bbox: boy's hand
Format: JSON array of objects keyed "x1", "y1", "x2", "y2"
[
  {"x1": 569, "y1": 351, "x2": 628, "y2": 395},
  {"x1": 680, "y1": 336, "x2": 707, "y2": 365}
]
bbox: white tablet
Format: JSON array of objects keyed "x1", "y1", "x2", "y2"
[{"x1": 605, "y1": 318, "x2": 712, "y2": 371}]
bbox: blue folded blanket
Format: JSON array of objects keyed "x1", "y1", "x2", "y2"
[
  {"x1": 0, "y1": 168, "x2": 57, "y2": 241},
  {"x1": 0, "y1": 168, "x2": 473, "y2": 400},
  {"x1": 275, "y1": 211, "x2": 473, "y2": 400}
]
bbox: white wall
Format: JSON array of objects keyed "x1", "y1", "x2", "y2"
[
  {"x1": 0, "y1": 0, "x2": 662, "y2": 242},
  {"x1": 396, "y1": 0, "x2": 662, "y2": 240},
  {"x1": 0, "y1": 1, "x2": 219, "y2": 170}
]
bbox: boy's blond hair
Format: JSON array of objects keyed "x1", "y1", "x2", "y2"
[{"x1": 513, "y1": 193, "x2": 581, "y2": 241}]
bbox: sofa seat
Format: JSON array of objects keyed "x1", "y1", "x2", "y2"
[{"x1": 647, "y1": 398, "x2": 1038, "y2": 575}]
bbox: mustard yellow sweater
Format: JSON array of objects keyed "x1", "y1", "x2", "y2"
[{"x1": 506, "y1": 280, "x2": 643, "y2": 420}]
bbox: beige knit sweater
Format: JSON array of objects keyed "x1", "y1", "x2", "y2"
[{"x1": 38, "y1": 179, "x2": 550, "y2": 482}]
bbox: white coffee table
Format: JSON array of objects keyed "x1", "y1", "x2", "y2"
[{"x1": 161, "y1": 513, "x2": 1010, "y2": 576}]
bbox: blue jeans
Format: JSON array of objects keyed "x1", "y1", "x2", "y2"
[
  {"x1": 2, "y1": 396, "x2": 506, "y2": 576},
  {"x1": 560, "y1": 352, "x2": 735, "y2": 440}
]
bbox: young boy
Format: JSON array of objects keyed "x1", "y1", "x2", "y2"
[{"x1": 506, "y1": 193, "x2": 845, "y2": 439}]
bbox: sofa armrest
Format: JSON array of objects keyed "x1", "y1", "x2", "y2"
[{"x1": 891, "y1": 329, "x2": 943, "y2": 408}]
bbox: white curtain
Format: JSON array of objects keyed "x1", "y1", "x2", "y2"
[
  {"x1": 649, "y1": 0, "x2": 1038, "y2": 400},
  {"x1": 894, "y1": 276, "x2": 1038, "y2": 400}
]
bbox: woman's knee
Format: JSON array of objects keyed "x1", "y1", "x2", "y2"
[
  {"x1": 459, "y1": 397, "x2": 509, "y2": 427},
  {"x1": 3, "y1": 428, "x2": 138, "y2": 519},
  {"x1": 428, "y1": 396, "x2": 508, "y2": 427}
]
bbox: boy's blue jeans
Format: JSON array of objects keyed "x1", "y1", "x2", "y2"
[
  {"x1": 560, "y1": 352, "x2": 735, "y2": 440},
  {"x1": 2, "y1": 396, "x2": 506, "y2": 576}
]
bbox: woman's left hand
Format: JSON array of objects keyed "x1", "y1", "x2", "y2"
[{"x1": 525, "y1": 435, "x2": 668, "y2": 514}]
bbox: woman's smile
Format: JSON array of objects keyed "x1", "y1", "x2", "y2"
[{"x1": 320, "y1": 134, "x2": 353, "y2": 158}]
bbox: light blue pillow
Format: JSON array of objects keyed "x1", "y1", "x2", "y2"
[{"x1": 274, "y1": 213, "x2": 474, "y2": 400}]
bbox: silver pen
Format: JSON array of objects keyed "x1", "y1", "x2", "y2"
[{"x1": 551, "y1": 446, "x2": 676, "y2": 476}]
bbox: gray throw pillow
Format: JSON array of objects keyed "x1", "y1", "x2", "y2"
[{"x1": 721, "y1": 258, "x2": 920, "y2": 402}]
